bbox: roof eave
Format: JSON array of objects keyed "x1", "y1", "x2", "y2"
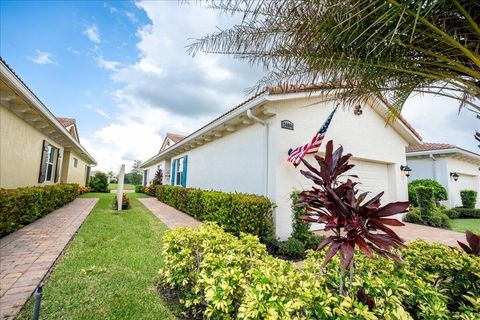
[{"x1": 0, "y1": 61, "x2": 97, "y2": 165}]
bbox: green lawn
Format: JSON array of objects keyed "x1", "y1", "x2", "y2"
[
  {"x1": 16, "y1": 193, "x2": 177, "y2": 320},
  {"x1": 450, "y1": 219, "x2": 480, "y2": 234},
  {"x1": 108, "y1": 183, "x2": 135, "y2": 190}
]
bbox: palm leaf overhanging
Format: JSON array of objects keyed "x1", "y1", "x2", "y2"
[
  {"x1": 297, "y1": 140, "x2": 409, "y2": 268},
  {"x1": 188, "y1": 0, "x2": 480, "y2": 115}
]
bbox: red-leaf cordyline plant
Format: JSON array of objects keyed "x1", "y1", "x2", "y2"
[
  {"x1": 297, "y1": 140, "x2": 409, "y2": 294},
  {"x1": 458, "y1": 231, "x2": 480, "y2": 257}
]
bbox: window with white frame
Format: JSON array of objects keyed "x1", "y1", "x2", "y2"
[
  {"x1": 45, "y1": 145, "x2": 56, "y2": 181},
  {"x1": 175, "y1": 158, "x2": 184, "y2": 186}
]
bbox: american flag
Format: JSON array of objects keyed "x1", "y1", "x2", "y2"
[{"x1": 287, "y1": 106, "x2": 338, "y2": 167}]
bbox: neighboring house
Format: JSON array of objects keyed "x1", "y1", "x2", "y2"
[
  {"x1": 142, "y1": 132, "x2": 185, "y2": 185},
  {"x1": 0, "y1": 58, "x2": 96, "y2": 189},
  {"x1": 141, "y1": 84, "x2": 422, "y2": 239},
  {"x1": 406, "y1": 143, "x2": 480, "y2": 208}
]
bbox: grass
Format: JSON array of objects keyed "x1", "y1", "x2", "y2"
[
  {"x1": 108, "y1": 183, "x2": 135, "y2": 190},
  {"x1": 16, "y1": 193, "x2": 177, "y2": 320},
  {"x1": 450, "y1": 219, "x2": 480, "y2": 234}
]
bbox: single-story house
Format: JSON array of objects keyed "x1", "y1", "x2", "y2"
[
  {"x1": 0, "y1": 58, "x2": 96, "y2": 189},
  {"x1": 406, "y1": 143, "x2": 480, "y2": 208},
  {"x1": 142, "y1": 84, "x2": 422, "y2": 239}
]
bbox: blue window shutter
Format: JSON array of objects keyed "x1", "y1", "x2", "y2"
[
  {"x1": 170, "y1": 160, "x2": 175, "y2": 186},
  {"x1": 182, "y1": 155, "x2": 188, "y2": 187}
]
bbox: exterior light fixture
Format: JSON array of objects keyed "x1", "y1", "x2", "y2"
[
  {"x1": 400, "y1": 165, "x2": 412, "y2": 177},
  {"x1": 450, "y1": 172, "x2": 459, "y2": 181}
]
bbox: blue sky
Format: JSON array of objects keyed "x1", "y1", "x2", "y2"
[{"x1": 1, "y1": 1, "x2": 478, "y2": 172}]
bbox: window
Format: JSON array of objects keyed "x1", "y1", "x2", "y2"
[
  {"x1": 73, "y1": 157, "x2": 78, "y2": 168},
  {"x1": 175, "y1": 157, "x2": 184, "y2": 186},
  {"x1": 45, "y1": 145, "x2": 56, "y2": 181}
]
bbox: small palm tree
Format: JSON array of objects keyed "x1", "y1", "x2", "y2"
[{"x1": 189, "y1": 0, "x2": 480, "y2": 116}]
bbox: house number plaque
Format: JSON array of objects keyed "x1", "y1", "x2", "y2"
[{"x1": 281, "y1": 120, "x2": 294, "y2": 130}]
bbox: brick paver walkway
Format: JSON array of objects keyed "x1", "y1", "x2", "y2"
[
  {"x1": 0, "y1": 198, "x2": 98, "y2": 319},
  {"x1": 138, "y1": 198, "x2": 202, "y2": 228},
  {"x1": 315, "y1": 221, "x2": 466, "y2": 248}
]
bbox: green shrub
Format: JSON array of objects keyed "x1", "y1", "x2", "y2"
[
  {"x1": 156, "y1": 185, "x2": 274, "y2": 240},
  {"x1": 304, "y1": 233, "x2": 325, "y2": 251},
  {"x1": 158, "y1": 224, "x2": 479, "y2": 319},
  {"x1": 460, "y1": 190, "x2": 477, "y2": 209},
  {"x1": 263, "y1": 235, "x2": 280, "y2": 254},
  {"x1": 416, "y1": 186, "x2": 436, "y2": 221},
  {"x1": 134, "y1": 185, "x2": 143, "y2": 193},
  {"x1": 444, "y1": 209, "x2": 461, "y2": 219},
  {"x1": 280, "y1": 237, "x2": 305, "y2": 259},
  {"x1": 453, "y1": 207, "x2": 480, "y2": 218},
  {"x1": 290, "y1": 191, "x2": 312, "y2": 243},
  {"x1": 89, "y1": 172, "x2": 109, "y2": 193},
  {"x1": 0, "y1": 184, "x2": 79, "y2": 238},
  {"x1": 408, "y1": 179, "x2": 448, "y2": 206},
  {"x1": 404, "y1": 208, "x2": 422, "y2": 223},
  {"x1": 429, "y1": 211, "x2": 450, "y2": 228}
]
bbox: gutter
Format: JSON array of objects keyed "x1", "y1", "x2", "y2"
[
  {"x1": 247, "y1": 109, "x2": 269, "y2": 197},
  {"x1": 429, "y1": 154, "x2": 437, "y2": 180}
]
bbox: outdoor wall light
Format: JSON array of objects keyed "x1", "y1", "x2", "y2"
[
  {"x1": 450, "y1": 172, "x2": 459, "y2": 181},
  {"x1": 400, "y1": 165, "x2": 412, "y2": 177}
]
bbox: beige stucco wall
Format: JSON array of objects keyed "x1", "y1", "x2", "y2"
[
  {"x1": 0, "y1": 106, "x2": 63, "y2": 188},
  {"x1": 63, "y1": 150, "x2": 89, "y2": 186}
]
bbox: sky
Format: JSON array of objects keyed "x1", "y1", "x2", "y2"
[{"x1": 0, "y1": 1, "x2": 478, "y2": 172}]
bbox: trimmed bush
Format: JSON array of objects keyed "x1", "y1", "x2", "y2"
[
  {"x1": 408, "y1": 179, "x2": 448, "y2": 206},
  {"x1": 444, "y1": 209, "x2": 460, "y2": 219},
  {"x1": 134, "y1": 185, "x2": 143, "y2": 193},
  {"x1": 279, "y1": 237, "x2": 304, "y2": 259},
  {"x1": 416, "y1": 186, "x2": 436, "y2": 221},
  {"x1": 404, "y1": 208, "x2": 422, "y2": 223},
  {"x1": 89, "y1": 172, "x2": 109, "y2": 193},
  {"x1": 453, "y1": 207, "x2": 480, "y2": 219},
  {"x1": 0, "y1": 184, "x2": 79, "y2": 238},
  {"x1": 460, "y1": 190, "x2": 477, "y2": 209},
  {"x1": 158, "y1": 224, "x2": 479, "y2": 319},
  {"x1": 156, "y1": 185, "x2": 274, "y2": 240}
]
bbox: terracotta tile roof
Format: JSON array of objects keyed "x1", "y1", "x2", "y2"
[
  {"x1": 166, "y1": 132, "x2": 186, "y2": 143},
  {"x1": 406, "y1": 142, "x2": 457, "y2": 153},
  {"x1": 56, "y1": 117, "x2": 76, "y2": 128}
]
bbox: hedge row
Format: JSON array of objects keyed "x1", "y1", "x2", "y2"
[
  {"x1": 158, "y1": 224, "x2": 479, "y2": 319},
  {"x1": 448, "y1": 207, "x2": 480, "y2": 219},
  {"x1": 156, "y1": 185, "x2": 274, "y2": 240},
  {"x1": 0, "y1": 184, "x2": 80, "y2": 238}
]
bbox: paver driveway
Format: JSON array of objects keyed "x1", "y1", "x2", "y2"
[{"x1": 0, "y1": 198, "x2": 98, "y2": 320}]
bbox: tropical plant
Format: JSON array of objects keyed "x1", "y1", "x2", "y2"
[
  {"x1": 297, "y1": 140, "x2": 408, "y2": 293},
  {"x1": 152, "y1": 168, "x2": 163, "y2": 186},
  {"x1": 189, "y1": 0, "x2": 480, "y2": 117},
  {"x1": 458, "y1": 230, "x2": 480, "y2": 256}
]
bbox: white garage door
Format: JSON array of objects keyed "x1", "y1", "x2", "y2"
[
  {"x1": 348, "y1": 159, "x2": 390, "y2": 203},
  {"x1": 310, "y1": 159, "x2": 391, "y2": 231}
]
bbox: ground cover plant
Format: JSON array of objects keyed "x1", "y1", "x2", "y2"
[
  {"x1": 158, "y1": 224, "x2": 480, "y2": 319},
  {"x1": 16, "y1": 192, "x2": 177, "y2": 320},
  {"x1": 0, "y1": 183, "x2": 79, "y2": 238},
  {"x1": 156, "y1": 185, "x2": 274, "y2": 241}
]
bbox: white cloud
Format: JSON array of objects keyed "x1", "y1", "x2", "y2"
[
  {"x1": 84, "y1": 25, "x2": 101, "y2": 44},
  {"x1": 28, "y1": 50, "x2": 57, "y2": 64},
  {"x1": 84, "y1": 104, "x2": 110, "y2": 118},
  {"x1": 96, "y1": 56, "x2": 122, "y2": 71},
  {"x1": 125, "y1": 11, "x2": 137, "y2": 23}
]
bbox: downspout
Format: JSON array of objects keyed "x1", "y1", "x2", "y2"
[
  {"x1": 429, "y1": 154, "x2": 437, "y2": 180},
  {"x1": 247, "y1": 109, "x2": 269, "y2": 196}
]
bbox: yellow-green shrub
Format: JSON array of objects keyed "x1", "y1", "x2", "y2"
[
  {"x1": 0, "y1": 184, "x2": 80, "y2": 237},
  {"x1": 158, "y1": 224, "x2": 480, "y2": 319},
  {"x1": 156, "y1": 185, "x2": 274, "y2": 240}
]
